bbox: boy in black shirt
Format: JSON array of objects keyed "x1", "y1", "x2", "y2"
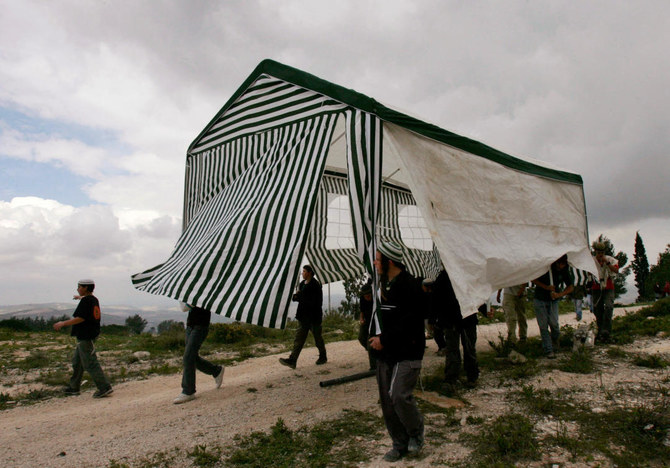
[{"x1": 53, "y1": 279, "x2": 113, "y2": 398}]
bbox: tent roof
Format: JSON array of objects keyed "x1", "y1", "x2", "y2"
[{"x1": 188, "y1": 59, "x2": 582, "y2": 186}]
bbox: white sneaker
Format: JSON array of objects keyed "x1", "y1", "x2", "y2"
[
  {"x1": 173, "y1": 393, "x2": 196, "y2": 404},
  {"x1": 214, "y1": 367, "x2": 225, "y2": 389}
]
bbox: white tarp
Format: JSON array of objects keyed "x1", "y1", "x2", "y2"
[{"x1": 385, "y1": 122, "x2": 597, "y2": 315}]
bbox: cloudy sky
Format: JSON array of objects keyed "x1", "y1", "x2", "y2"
[{"x1": 1, "y1": 0, "x2": 668, "y2": 307}]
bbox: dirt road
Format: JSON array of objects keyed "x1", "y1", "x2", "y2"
[{"x1": 0, "y1": 306, "x2": 648, "y2": 467}]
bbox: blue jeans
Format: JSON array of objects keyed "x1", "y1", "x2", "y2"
[
  {"x1": 573, "y1": 298, "x2": 583, "y2": 321},
  {"x1": 182, "y1": 325, "x2": 221, "y2": 395},
  {"x1": 533, "y1": 299, "x2": 559, "y2": 354}
]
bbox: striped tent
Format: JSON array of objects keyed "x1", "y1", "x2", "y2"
[{"x1": 132, "y1": 59, "x2": 597, "y2": 328}]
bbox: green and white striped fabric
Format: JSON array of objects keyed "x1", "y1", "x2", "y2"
[{"x1": 133, "y1": 74, "x2": 386, "y2": 328}]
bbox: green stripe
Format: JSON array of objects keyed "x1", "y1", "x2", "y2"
[{"x1": 190, "y1": 59, "x2": 583, "y2": 185}]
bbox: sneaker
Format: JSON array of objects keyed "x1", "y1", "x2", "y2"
[
  {"x1": 173, "y1": 392, "x2": 196, "y2": 404},
  {"x1": 214, "y1": 367, "x2": 225, "y2": 389},
  {"x1": 279, "y1": 357, "x2": 296, "y2": 369},
  {"x1": 407, "y1": 436, "x2": 424, "y2": 454},
  {"x1": 315, "y1": 357, "x2": 327, "y2": 365},
  {"x1": 92, "y1": 387, "x2": 113, "y2": 398},
  {"x1": 383, "y1": 448, "x2": 405, "y2": 462},
  {"x1": 63, "y1": 386, "x2": 80, "y2": 396}
]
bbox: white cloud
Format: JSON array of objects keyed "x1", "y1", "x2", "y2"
[{"x1": 0, "y1": 0, "x2": 668, "y2": 306}]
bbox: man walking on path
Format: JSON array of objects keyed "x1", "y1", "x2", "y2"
[
  {"x1": 280, "y1": 265, "x2": 327, "y2": 369},
  {"x1": 173, "y1": 305, "x2": 224, "y2": 404},
  {"x1": 53, "y1": 279, "x2": 113, "y2": 398},
  {"x1": 369, "y1": 241, "x2": 425, "y2": 462}
]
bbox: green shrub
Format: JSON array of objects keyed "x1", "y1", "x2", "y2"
[
  {"x1": 463, "y1": 413, "x2": 539, "y2": 466},
  {"x1": 633, "y1": 354, "x2": 668, "y2": 369},
  {"x1": 100, "y1": 324, "x2": 129, "y2": 336},
  {"x1": 209, "y1": 323, "x2": 255, "y2": 344},
  {"x1": 0, "y1": 318, "x2": 32, "y2": 332},
  {"x1": 560, "y1": 348, "x2": 595, "y2": 374}
]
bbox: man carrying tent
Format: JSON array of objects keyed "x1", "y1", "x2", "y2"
[
  {"x1": 591, "y1": 242, "x2": 619, "y2": 343},
  {"x1": 532, "y1": 255, "x2": 574, "y2": 358},
  {"x1": 369, "y1": 241, "x2": 425, "y2": 462},
  {"x1": 279, "y1": 265, "x2": 327, "y2": 369}
]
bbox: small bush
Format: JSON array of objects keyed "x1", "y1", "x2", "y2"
[
  {"x1": 463, "y1": 413, "x2": 539, "y2": 466},
  {"x1": 633, "y1": 354, "x2": 668, "y2": 369},
  {"x1": 560, "y1": 348, "x2": 595, "y2": 374},
  {"x1": 209, "y1": 323, "x2": 255, "y2": 344},
  {"x1": 19, "y1": 350, "x2": 51, "y2": 370}
]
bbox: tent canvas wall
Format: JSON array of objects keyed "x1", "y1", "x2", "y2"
[{"x1": 132, "y1": 59, "x2": 597, "y2": 329}]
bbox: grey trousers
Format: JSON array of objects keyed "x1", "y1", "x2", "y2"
[
  {"x1": 376, "y1": 359, "x2": 424, "y2": 451},
  {"x1": 289, "y1": 320, "x2": 327, "y2": 362},
  {"x1": 69, "y1": 339, "x2": 110, "y2": 392},
  {"x1": 182, "y1": 325, "x2": 221, "y2": 395}
]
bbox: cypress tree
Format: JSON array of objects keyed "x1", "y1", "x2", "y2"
[{"x1": 631, "y1": 232, "x2": 650, "y2": 301}]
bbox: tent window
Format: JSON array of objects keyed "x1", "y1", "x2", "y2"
[
  {"x1": 325, "y1": 194, "x2": 355, "y2": 250},
  {"x1": 398, "y1": 204, "x2": 432, "y2": 251}
]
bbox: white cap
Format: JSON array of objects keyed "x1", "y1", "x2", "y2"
[{"x1": 78, "y1": 279, "x2": 95, "y2": 286}]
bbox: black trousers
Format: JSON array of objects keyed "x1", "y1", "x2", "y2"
[{"x1": 443, "y1": 319, "x2": 479, "y2": 383}]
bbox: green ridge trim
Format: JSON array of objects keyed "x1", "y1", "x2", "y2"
[{"x1": 189, "y1": 59, "x2": 582, "y2": 185}]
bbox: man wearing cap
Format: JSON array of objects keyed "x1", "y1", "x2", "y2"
[
  {"x1": 591, "y1": 242, "x2": 619, "y2": 343},
  {"x1": 369, "y1": 240, "x2": 425, "y2": 462},
  {"x1": 279, "y1": 265, "x2": 327, "y2": 369},
  {"x1": 53, "y1": 279, "x2": 113, "y2": 398}
]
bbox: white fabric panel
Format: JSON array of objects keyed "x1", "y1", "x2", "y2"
[{"x1": 384, "y1": 123, "x2": 597, "y2": 316}]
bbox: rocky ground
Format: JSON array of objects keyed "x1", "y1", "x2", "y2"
[{"x1": 0, "y1": 306, "x2": 668, "y2": 467}]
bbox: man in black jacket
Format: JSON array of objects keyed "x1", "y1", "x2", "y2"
[
  {"x1": 279, "y1": 265, "x2": 327, "y2": 369},
  {"x1": 369, "y1": 241, "x2": 425, "y2": 462}
]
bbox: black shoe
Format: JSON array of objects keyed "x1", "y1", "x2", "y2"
[
  {"x1": 63, "y1": 386, "x2": 80, "y2": 396},
  {"x1": 315, "y1": 357, "x2": 327, "y2": 365},
  {"x1": 279, "y1": 357, "x2": 296, "y2": 369},
  {"x1": 383, "y1": 448, "x2": 406, "y2": 462},
  {"x1": 93, "y1": 386, "x2": 113, "y2": 398},
  {"x1": 407, "y1": 436, "x2": 424, "y2": 455}
]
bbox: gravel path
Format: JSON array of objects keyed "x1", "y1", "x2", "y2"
[{"x1": 0, "y1": 306, "x2": 646, "y2": 467}]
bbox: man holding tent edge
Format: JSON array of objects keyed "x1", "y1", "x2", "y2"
[
  {"x1": 532, "y1": 255, "x2": 574, "y2": 358},
  {"x1": 279, "y1": 265, "x2": 327, "y2": 369},
  {"x1": 369, "y1": 241, "x2": 425, "y2": 462}
]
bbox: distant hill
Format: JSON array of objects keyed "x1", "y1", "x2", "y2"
[
  {"x1": 0, "y1": 303, "x2": 188, "y2": 330},
  {"x1": 0, "y1": 290, "x2": 348, "y2": 332}
]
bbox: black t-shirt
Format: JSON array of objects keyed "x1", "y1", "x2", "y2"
[
  {"x1": 71, "y1": 295, "x2": 101, "y2": 340},
  {"x1": 187, "y1": 307, "x2": 212, "y2": 328},
  {"x1": 534, "y1": 266, "x2": 574, "y2": 302}
]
